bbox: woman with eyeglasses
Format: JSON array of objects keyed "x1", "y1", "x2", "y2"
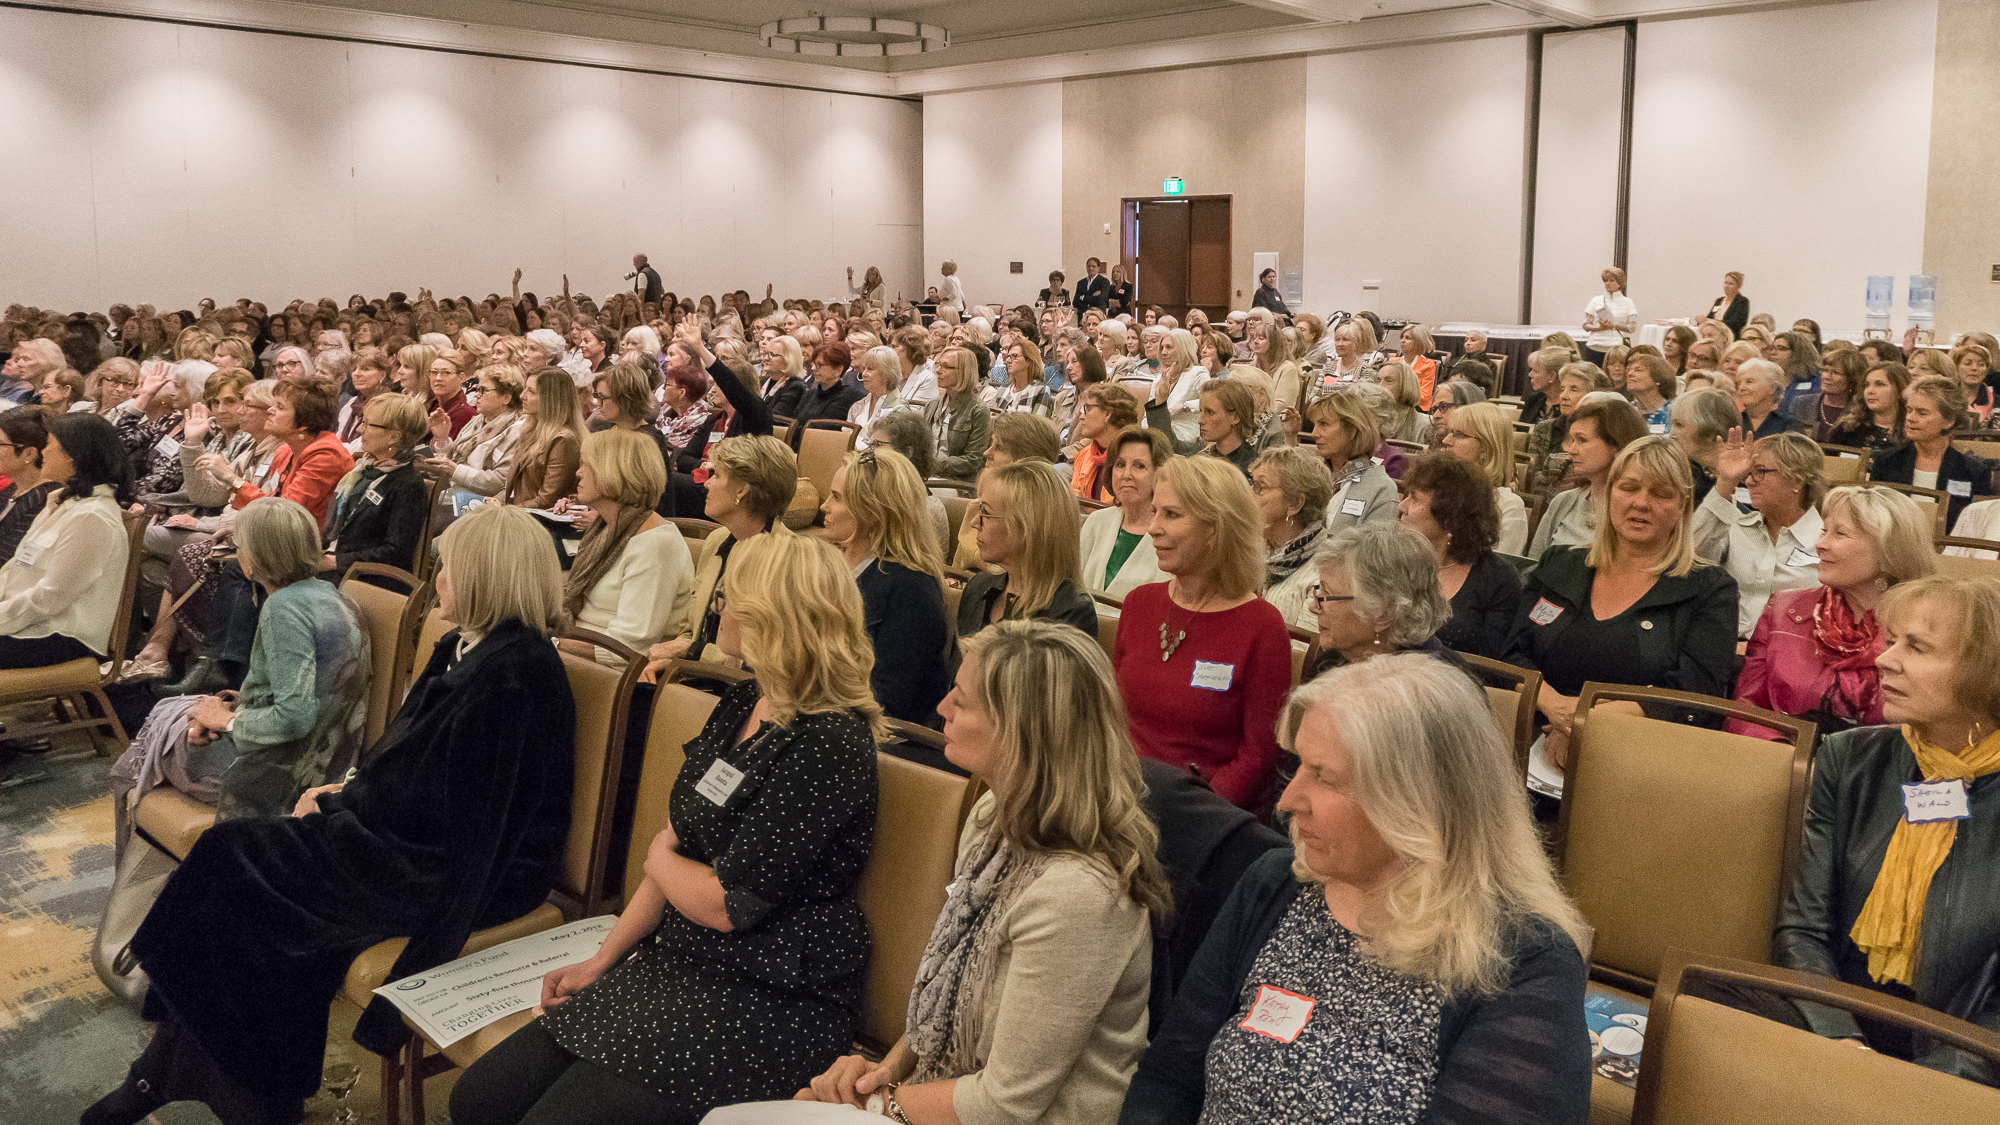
[
  {"x1": 1693, "y1": 430, "x2": 1827, "y2": 638},
  {"x1": 0, "y1": 407, "x2": 60, "y2": 564},
  {"x1": 1250, "y1": 445, "x2": 1335, "y2": 631},
  {"x1": 1071, "y1": 383, "x2": 1142, "y2": 504},
  {"x1": 0, "y1": 413, "x2": 135, "y2": 671},
  {"x1": 88, "y1": 358, "x2": 143, "y2": 420},
  {"x1": 1438, "y1": 401, "x2": 1529, "y2": 556}
]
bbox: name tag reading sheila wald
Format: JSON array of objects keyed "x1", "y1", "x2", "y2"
[
  {"x1": 1903, "y1": 780, "x2": 1970, "y2": 824},
  {"x1": 1240, "y1": 984, "x2": 1315, "y2": 1043}
]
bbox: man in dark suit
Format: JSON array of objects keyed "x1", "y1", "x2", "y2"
[{"x1": 1075, "y1": 257, "x2": 1111, "y2": 312}]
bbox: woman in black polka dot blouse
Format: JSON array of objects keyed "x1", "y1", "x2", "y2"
[{"x1": 451, "y1": 532, "x2": 889, "y2": 1125}]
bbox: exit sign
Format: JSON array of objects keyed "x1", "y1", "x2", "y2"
[{"x1": 1162, "y1": 177, "x2": 1184, "y2": 195}]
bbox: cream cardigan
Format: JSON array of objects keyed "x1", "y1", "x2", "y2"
[
  {"x1": 0, "y1": 487, "x2": 128, "y2": 653},
  {"x1": 946, "y1": 794, "x2": 1152, "y2": 1125},
  {"x1": 573, "y1": 522, "x2": 694, "y2": 668},
  {"x1": 1079, "y1": 504, "x2": 1166, "y2": 599}
]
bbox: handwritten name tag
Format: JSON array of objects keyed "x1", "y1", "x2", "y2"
[
  {"x1": 1903, "y1": 780, "x2": 1969, "y2": 824},
  {"x1": 1785, "y1": 547, "x2": 1820, "y2": 568},
  {"x1": 1529, "y1": 597, "x2": 1563, "y2": 626},
  {"x1": 695, "y1": 758, "x2": 746, "y2": 806},
  {"x1": 1239, "y1": 984, "x2": 1316, "y2": 1043},
  {"x1": 1191, "y1": 661, "x2": 1234, "y2": 691},
  {"x1": 1947, "y1": 479, "x2": 1972, "y2": 497},
  {"x1": 1340, "y1": 497, "x2": 1366, "y2": 517}
]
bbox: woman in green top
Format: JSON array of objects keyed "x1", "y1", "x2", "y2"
[
  {"x1": 180, "y1": 496, "x2": 372, "y2": 819},
  {"x1": 1080, "y1": 426, "x2": 1174, "y2": 598}
]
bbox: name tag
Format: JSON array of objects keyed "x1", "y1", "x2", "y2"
[
  {"x1": 1647, "y1": 422, "x2": 1667, "y2": 435},
  {"x1": 1785, "y1": 547, "x2": 1820, "y2": 568},
  {"x1": 1947, "y1": 479, "x2": 1972, "y2": 497},
  {"x1": 16, "y1": 539, "x2": 46, "y2": 567},
  {"x1": 364, "y1": 484, "x2": 384, "y2": 506},
  {"x1": 1733, "y1": 487, "x2": 1752, "y2": 506},
  {"x1": 1191, "y1": 661, "x2": 1234, "y2": 691},
  {"x1": 1902, "y1": 780, "x2": 1969, "y2": 824},
  {"x1": 695, "y1": 758, "x2": 746, "y2": 807},
  {"x1": 1340, "y1": 497, "x2": 1366, "y2": 517},
  {"x1": 1239, "y1": 984, "x2": 1315, "y2": 1043},
  {"x1": 1529, "y1": 597, "x2": 1563, "y2": 626},
  {"x1": 1794, "y1": 381, "x2": 1813, "y2": 391},
  {"x1": 154, "y1": 434, "x2": 182, "y2": 457}
]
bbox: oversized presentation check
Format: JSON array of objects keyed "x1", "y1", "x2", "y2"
[{"x1": 372, "y1": 915, "x2": 616, "y2": 1047}]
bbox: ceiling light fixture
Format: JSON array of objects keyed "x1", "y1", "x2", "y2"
[{"x1": 760, "y1": 16, "x2": 950, "y2": 57}]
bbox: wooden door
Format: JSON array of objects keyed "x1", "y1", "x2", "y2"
[{"x1": 1124, "y1": 195, "x2": 1231, "y2": 321}]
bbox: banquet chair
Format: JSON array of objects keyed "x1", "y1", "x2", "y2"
[
  {"x1": 1456, "y1": 652, "x2": 1542, "y2": 780},
  {"x1": 0, "y1": 509, "x2": 145, "y2": 755},
  {"x1": 1557, "y1": 685, "x2": 1815, "y2": 1125},
  {"x1": 855, "y1": 752, "x2": 975, "y2": 1053},
  {"x1": 344, "y1": 628, "x2": 643, "y2": 1125},
  {"x1": 1631, "y1": 951, "x2": 2000, "y2": 1125},
  {"x1": 337, "y1": 563, "x2": 425, "y2": 749}
]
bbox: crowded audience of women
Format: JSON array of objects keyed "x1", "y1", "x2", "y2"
[{"x1": 6, "y1": 267, "x2": 1998, "y2": 1125}]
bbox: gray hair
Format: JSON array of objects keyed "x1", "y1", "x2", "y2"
[
  {"x1": 862, "y1": 345, "x2": 904, "y2": 392},
  {"x1": 236, "y1": 497, "x2": 323, "y2": 587},
  {"x1": 1736, "y1": 357, "x2": 1788, "y2": 396},
  {"x1": 171, "y1": 359, "x2": 217, "y2": 403},
  {"x1": 526, "y1": 329, "x2": 568, "y2": 363},
  {"x1": 1670, "y1": 386, "x2": 1738, "y2": 448},
  {"x1": 1314, "y1": 523, "x2": 1451, "y2": 647},
  {"x1": 315, "y1": 349, "x2": 355, "y2": 385},
  {"x1": 272, "y1": 345, "x2": 315, "y2": 379}
]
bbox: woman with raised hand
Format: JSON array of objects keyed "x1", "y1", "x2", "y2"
[
  {"x1": 959, "y1": 461, "x2": 1098, "y2": 640},
  {"x1": 1122, "y1": 654, "x2": 1590, "y2": 1125},
  {"x1": 1115, "y1": 455, "x2": 1292, "y2": 812},
  {"x1": 456, "y1": 533, "x2": 884, "y2": 1125},
  {"x1": 421, "y1": 362, "x2": 528, "y2": 513},
  {"x1": 1080, "y1": 426, "x2": 1173, "y2": 598},
  {"x1": 822, "y1": 446, "x2": 952, "y2": 724},
  {"x1": 1773, "y1": 577, "x2": 2000, "y2": 1081},
  {"x1": 799, "y1": 620, "x2": 1170, "y2": 1125},
  {"x1": 1731, "y1": 486, "x2": 1935, "y2": 741},
  {"x1": 94, "y1": 506, "x2": 576, "y2": 1125},
  {"x1": 1693, "y1": 430, "x2": 1827, "y2": 637}
]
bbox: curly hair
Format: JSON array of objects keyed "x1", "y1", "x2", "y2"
[{"x1": 1403, "y1": 453, "x2": 1500, "y2": 565}]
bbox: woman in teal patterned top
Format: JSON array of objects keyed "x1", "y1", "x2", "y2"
[{"x1": 180, "y1": 495, "x2": 372, "y2": 820}]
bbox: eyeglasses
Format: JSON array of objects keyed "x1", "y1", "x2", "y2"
[
  {"x1": 1308, "y1": 582, "x2": 1355, "y2": 611},
  {"x1": 101, "y1": 378, "x2": 138, "y2": 389},
  {"x1": 1743, "y1": 466, "x2": 1785, "y2": 483}
]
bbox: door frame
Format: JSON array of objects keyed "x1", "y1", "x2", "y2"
[{"x1": 1120, "y1": 194, "x2": 1233, "y2": 321}]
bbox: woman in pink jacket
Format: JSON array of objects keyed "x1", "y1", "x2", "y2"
[{"x1": 1729, "y1": 486, "x2": 1935, "y2": 740}]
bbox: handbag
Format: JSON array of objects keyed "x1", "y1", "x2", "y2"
[{"x1": 92, "y1": 831, "x2": 179, "y2": 1004}]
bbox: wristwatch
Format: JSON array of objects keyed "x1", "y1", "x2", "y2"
[{"x1": 864, "y1": 1084, "x2": 912, "y2": 1123}]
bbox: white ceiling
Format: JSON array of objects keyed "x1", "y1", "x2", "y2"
[{"x1": 58, "y1": 0, "x2": 1829, "y2": 94}]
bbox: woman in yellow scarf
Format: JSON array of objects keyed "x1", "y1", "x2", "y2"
[{"x1": 1773, "y1": 575, "x2": 2000, "y2": 1082}]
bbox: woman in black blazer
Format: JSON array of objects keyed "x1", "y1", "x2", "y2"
[
  {"x1": 1505, "y1": 438, "x2": 1738, "y2": 772},
  {"x1": 325, "y1": 392, "x2": 431, "y2": 575},
  {"x1": 819, "y1": 447, "x2": 953, "y2": 725},
  {"x1": 1707, "y1": 272, "x2": 1749, "y2": 337},
  {"x1": 1865, "y1": 375, "x2": 1993, "y2": 531}
]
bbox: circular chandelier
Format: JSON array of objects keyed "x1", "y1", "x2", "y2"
[{"x1": 760, "y1": 16, "x2": 950, "y2": 57}]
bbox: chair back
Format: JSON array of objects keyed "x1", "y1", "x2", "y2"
[
  {"x1": 408, "y1": 606, "x2": 456, "y2": 704},
  {"x1": 337, "y1": 563, "x2": 422, "y2": 748},
  {"x1": 622, "y1": 680, "x2": 722, "y2": 904},
  {"x1": 796, "y1": 425, "x2": 855, "y2": 521},
  {"x1": 555, "y1": 628, "x2": 645, "y2": 914},
  {"x1": 939, "y1": 494, "x2": 971, "y2": 549},
  {"x1": 1457, "y1": 652, "x2": 1542, "y2": 779},
  {"x1": 107, "y1": 512, "x2": 148, "y2": 683},
  {"x1": 1935, "y1": 536, "x2": 2000, "y2": 577},
  {"x1": 1557, "y1": 685, "x2": 1814, "y2": 992},
  {"x1": 1820, "y1": 451, "x2": 1864, "y2": 485},
  {"x1": 1287, "y1": 624, "x2": 1319, "y2": 687},
  {"x1": 668, "y1": 517, "x2": 722, "y2": 552},
  {"x1": 942, "y1": 567, "x2": 974, "y2": 628},
  {"x1": 1094, "y1": 605, "x2": 1119, "y2": 663},
  {"x1": 926, "y1": 477, "x2": 980, "y2": 497},
  {"x1": 770, "y1": 419, "x2": 792, "y2": 446},
  {"x1": 856, "y1": 751, "x2": 972, "y2": 1053},
  {"x1": 413, "y1": 474, "x2": 450, "y2": 579},
  {"x1": 1952, "y1": 438, "x2": 2000, "y2": 462},
  {"x1": 1865, "y1": 481, "x2": 1947, "y2": 537},
  {"x1": 1493, "y1": 401, "x2": 1521, "y2": 424},
  {"x1": 1633, "y1": 951, "x2": 2000, "y2": 1125}
]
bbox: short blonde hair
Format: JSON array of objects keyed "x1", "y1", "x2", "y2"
[
  {"x1": 1250, "y1": 444, "x2": 1336, "y2": 524},
  {"x1": 366, "y1": 392, "x2": 431, "y2": 456},
  {"x1": 1588, "y1": 435, "x2": 1699, "y2": 577},
  {"x1": 436, "y1": 504, "x2": 565, "y2": 636},
  {"x1": 1450, "y1": 402, "x2": 1515, "y2": 486},
  {"x1": 1751, "y1": 433, "x2": 1826, "y2": 510},
  {"x1": 709, "y1": 434, "x2": 798, "y2": 526},
  {"x1": 1306, "y1": 390, "x2": 1381, "y2": 463},
  {"x1": 1157, "y1": 455, "x2": 1265, "y2": 598},
  {"x1": 1281, "y1": 654, "x2": 1587, "y2": 994},
  {"x1": 1820, "y1": 486, "x2": 1938, "y2": 588},
  {"x1": 581, "y1": 427, "x2": 667, "y2": 510},
  {"x1": 861, "y1": 345, "x2": 904, "y2": 392},
  {"x1": 236, "y1": 497, "x2": 322, "y2": 587},
  {"x1": 726, "y1": 531, "x2": 889, "y2": 739}
]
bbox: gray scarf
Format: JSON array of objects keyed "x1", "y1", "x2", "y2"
[{"x1": 905, "y1": 823, "x2": 1052, "y2": 1083}]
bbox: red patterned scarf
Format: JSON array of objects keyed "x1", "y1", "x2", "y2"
[{"x1": 1810, "y1": 584, "x2": 1884, "y2": 721}]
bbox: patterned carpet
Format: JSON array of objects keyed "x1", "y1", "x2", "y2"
[{"x1": 0, "y1": 731, "x2": 458, "y2": 1125}]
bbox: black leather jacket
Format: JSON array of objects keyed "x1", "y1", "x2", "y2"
[{"x1": 1774, "y1": 724, "x2": 2000, "y2": 1084}]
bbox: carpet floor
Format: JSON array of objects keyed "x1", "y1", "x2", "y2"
[{"x1": 0, "y1": 730, "x2": 461, "y2": 1125}]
